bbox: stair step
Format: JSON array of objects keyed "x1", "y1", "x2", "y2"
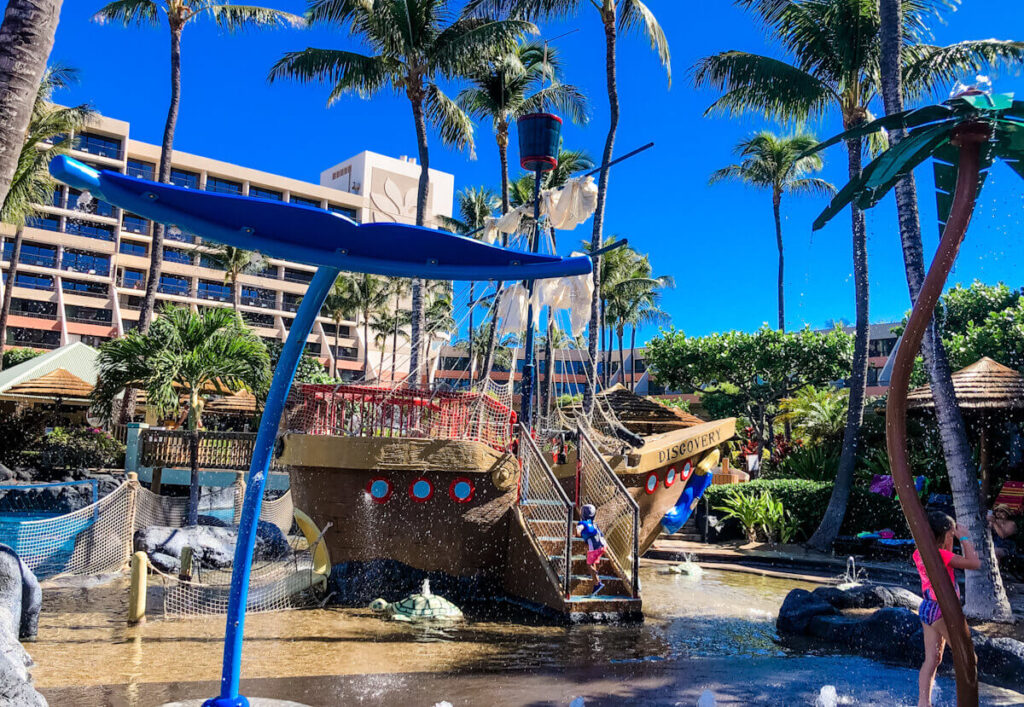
[
  {"x1": 522, "y1": 499, "x2": 567, "y2": 507},
  {"x1": 536, "y1": 536, "x2": 584, "y2": 542},
  {"x1": 570, "y1": 574, "x2": 618, "y2": 582},
  {"x1": 566, "y1": 595, "x2": 637, "y2": 603}
]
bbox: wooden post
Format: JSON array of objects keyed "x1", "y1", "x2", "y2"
[
  {"x1": 128, "y1": 551, "x2": 147, "y2": 624},
  {"x1": 151, "y1": 467, "x2": 163, "y2": 495},
  {"x1": 233, "y1": 471, "x2": 246, "y2": 525},
  {"x1": 179, "y1": 546, "x2": 193, "y2": 582}
]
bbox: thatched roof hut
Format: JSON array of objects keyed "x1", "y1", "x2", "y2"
[{"x1": 907, "y1": 357, "x2": 1024, "y2": 413}]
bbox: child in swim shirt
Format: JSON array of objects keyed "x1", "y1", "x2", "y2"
[
  {"x1": 576, "y1": 504, "x2": 606, "y2": 594},
  {"x1": 914, "y1": 511, "x2": 980, "y2": 707}
]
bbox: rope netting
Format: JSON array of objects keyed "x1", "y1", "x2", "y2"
[
  {"x1": 151, "y1": 533, "x2": 326, "y2": 618},
  {"x1": 2, "y1": 480, "x2": 297, "y2": 583}
]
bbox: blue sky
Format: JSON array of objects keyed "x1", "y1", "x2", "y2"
[{"x1": 50, "y1": 0, "x2": 1024, "y2": 342}]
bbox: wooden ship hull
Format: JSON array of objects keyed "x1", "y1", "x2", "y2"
[{"x1": 278, "y1": 385, "x2": 735, "y2": 621}]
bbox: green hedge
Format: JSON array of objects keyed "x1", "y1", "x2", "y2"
[{"x1": 704, "y1": 479, "x2": 908, "y2": 540}]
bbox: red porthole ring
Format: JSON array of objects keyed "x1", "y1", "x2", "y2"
[
  {"x1": 645, "y1": 473, "x2": 659, "y2": 495},
  {"x1": 681, "y1": 461, "x2": 694, "y2": 482},
  {"x1": 449, "y1": 477, "x2": 475, "y2": 503},
  {"x1": 664, "y1": 467, "x2": 677, "y2": 488},
  {"x1": 366, "y1": 477, "x2": 392, "y2": 504},
  {"x1": 409, "y1": 477, "x2": 434, "y2": 503}
]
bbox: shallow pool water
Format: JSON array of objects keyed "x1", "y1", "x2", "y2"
[{"x1": 31, "y1": 563, "x2": 1024, "y2": 706}]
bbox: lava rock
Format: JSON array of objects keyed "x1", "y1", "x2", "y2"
[
  {"x1": 0, "y1": 607, "x2": 46, "y2": 706},
  {"x1": 974, "y1": 636, "x2": 1024, "y2": 684},
  {"x1": 806, "y1": 614, "x2": 862, "y2": 648},
  {"x1": 812, "y1": 584, "x2": 921, "y2": 611},
  {"x1": 851, "y1": 607, "x2": 925, "y2": 664},
  {"x1": 134, "y1": 521, "x2": 289, "y2": 570},
  {"x1": 777, "y1": 588, "x2": 838, "y2": 634},
  {"x1": 197, "y1": 514, "x2": 230, "y2": 528}
]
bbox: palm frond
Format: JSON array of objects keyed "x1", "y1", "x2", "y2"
[
  {"x1": 788, "y1": 177, "x2": 837, "y2": 198},
  {"x1": 904, "y1": 40, "x2": 1024, "y2": 102},
  {"x1": 425, "y1": 83, "x2": 475, "y2": 157},
  {"x1": 432, "y1": 17, "x2": 536, "y2": 77},
  {"x1": 92, "y1": 0, "x2": 159, "y2": 26},
  {"x1": 690, "y1": 51, "x2": 835, "y2": 122},
  {"x1": 517, "y1": 83, "x2": 588, "y2": 125},
  {"x1": 269, "y1": 48, "x2": 401, "y2": 101},
  {"x1": 619, "y1": 0, "x2": 671, "y2": 87},
  {"x1": 208, "y1": 4, "x2": 306, "y2": 31}
]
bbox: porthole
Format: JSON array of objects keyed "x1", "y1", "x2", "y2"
[
  {"x1": 366, "y1": 477, "x2": 392, "y2": 504},
  {"x1": 645, "y1": 473, "x2": 658, "y2": 494},
  {"x1": 449, "y1": 478, "x2": 475, "y2": 503},
  {"x1": 409, "y1": 477, "x2": 434, "y2": 502},
  {"x1": 681, "y1": 461, "x2": 693, "y2": 481},
  {"x1": 665, "y1": 467, "x2": 677, "y2": 488}
]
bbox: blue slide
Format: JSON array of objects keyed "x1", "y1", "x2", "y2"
[{"x1": 661, "y1": 473, "x2": 714, "y2": 535}]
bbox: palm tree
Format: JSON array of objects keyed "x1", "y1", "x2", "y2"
[
  {"x1": 93, "y1": 305, "x2": 270, "y2": 524},
  {"x1": 0, "y1": 67, "x2": 94, "y2": 369},
  {"x1": 457, "y1": 38, "x2": 587, "y2": 213},
  {"x1": 270, "y1": 0, "x2": 532, "y2": 388},
  {"x1": 198, "y1": 244, "x2": 268, "y2": 312},
  {"x1": 468, "y1": 0, "x2": 670, "y2": 418},
  {"x1": 382, "y1": 278, "x2": 412, "y2": 383},
  {"x1": 94, "y1": 0, "x2": 301, "y2": 422},
  {"x1": 439, "y1": 186, "x2": 499, "y2": 381},
  {"x1": 879, "y1": 0, "x2": 1009, "y2": 626},
  {"x1": 370, "y1": 307, "x2": 409, "y2": 382},
  {"x1": 320, "y1": 281, "x2": 357, "y2": 379},
  {"x1": 777, "y1": 384, "x2": 848, "y2": 444},
  {"x1": 806, "y1": 90, "x2": 1024, "y2": 626},
  {"x1": 335, "y1": 273, "x2": 389, "y2": 381},
  {"x1": 692, "y1": 0, "x2": 1024, "y2": 555},
  {"x1": 709, "y1": 130, "x2": 834, "y2": 331},
  {"x1": 0, "y1": 0, "x2": 62, "y2": 210},
  {"x1": 603, "y1": 251, "x2": 672, "y2": 390}
]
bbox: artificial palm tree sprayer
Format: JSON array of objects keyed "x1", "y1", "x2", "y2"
[{"x1": 808, "y1": 89, "x2": 1024, "y2": 707}]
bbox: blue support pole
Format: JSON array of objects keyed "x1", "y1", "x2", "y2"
[
  {"x1": 204, "y1": 265, "x2": 341, "y2": 707},
  {"x1": 519, "y1": 169, "x2": 543, "y2": 433}
]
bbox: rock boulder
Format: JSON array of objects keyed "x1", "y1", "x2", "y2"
[{"x1": 777, "y1": 588, "x2": 838, "y2": 635}]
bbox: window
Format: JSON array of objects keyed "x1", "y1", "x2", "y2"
[
  {"x1": 119, "y1": 241, "x2": 147, "y2": 257},
  {"x1": 198, "y1": 279, "x2": 231, "y2": 302},
  {"x1": 282, "y1": 293, "x2": 302, "y2": 312},
  {"x1": 164, "y1": 247, "x2": 192, "y2": 265},
  {"x1": 249, "y1": 186, "x2": 282, "y2": 201},
  {"x1": 170, "y1": 168, "x2": 200, "y2": 189},
  {"x1": 126, "y1": 159, "x2": 155, "y2": 180},
  {"x1": 164, "y1": 226, "x2": 195, "y2": 244},
  {"x1": 5, "y1": 327, "x2": 60, "y2": 348},
  {"x1": 321, "y1": 322, "x2": 351, "y2": 338},
  {"x1": 440, "y1": 357, "x2": 470, "y2": 371},
  {"x1": 256, "y1": 263, "x2": 278, "y2": 279},
  {"x1": 26, "y1": 215, "x2": 60, "y2": 232},
  {"x1": 10, "y1": 298, "x2": 57, "y2": 317},
  {"x1": 120, "y1": 269, "x2": 145, "y2": 289},
  {"x1": 241, "y1": 286, "x2": 274, "y2": 307},
  {"x1": 67, "y1": 189, "x2": 115, "y2": 217},
  {"x1": 289, "y1": 195, "x2": 321, "y2": 208},
  {"x1": 62, "y1": 250, "x2": 110, "y2": 275},
  {"x1": 242, "y1": 311, "x2": 274, "y2": 328},
  {"x1": 867, "y1": 366, "x2": 881, "y2": 387},
  {"x1": 10, "y1": 273, "x2": 53, "y2": 291},
  {"x1": 198, "y1": 253, "x2": 222, "y2": 270},
  {"x1": 65, "y1": 220, "x2": 115, "y2": 241},
  {"x1": 328, "y1": 203, "x2": 358, "y2": 220},
  {"x1": 283, "y1": 268, "x2": 313, "y2": 284},
  {"x1": 62, "y1": 278, "x2": 108, "y2": 298},
  {"x1": 121, "y1": 294, "x2": 143, "y2": 310},
  {"x1": 334, "y1": 346, "x2": 358, "y2": 360},
  {"x1": 74, "y1": 131, "x2": 122, "y2": 159},
  {"x1": 51, "y1": 187, "x2": 63, "y2": 207},
  {"x1": 869, "y1": 337, "x2": 897, "y2": 358},
  {"x1": 6, "y1": 243, "x2": 56, "y2": 267},
  {"x1": 555, "y1": 360, "x2": 586, "y2": 375},
  {"x1": 122, "y1": 213, "x2": 150, "y2": 235},
  {"x1": 158, "y1": 275, "x2": 189, "y2": 296},
  {"x1": 205, "y1": 176, "x2": 242, "y2": 195},
  {"x1": 65, "y1": 304, "x2": 111, "y2": 324}
]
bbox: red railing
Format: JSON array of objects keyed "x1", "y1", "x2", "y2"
[{"x1": 285, "y1": 384, "x2": 516, "y2": 451}]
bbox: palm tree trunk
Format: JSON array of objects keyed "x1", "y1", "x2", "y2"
[
  {"x1": 542, "y1": 317, "x2": 554, "y2": 420},
  {"x1": 408, "y1": 89, "x2": 430, "y2": 388},
  {"x1": 629, "y1": 326, "x2": 637, "y2": 392},
  {"x1": 617, "y1": 325, "x2": 625, "y2": 389},
  {"x1": 363, "y1": 312, "x2": 371, "y2": 381},
  {"x1": 584, "y1": 9, "x2": 619, "y2": 417},
  {"x1": 187, "y1": 389, "x2": 201, "y2": 526},
  {"x1": 808, "y1": 135, "x2": 870, "y2": 551},
  {"x1": 0, "y1": 226, "x2": 25, "y2": 370},
  {"x1": 128, "y1": 23, "x2": 182, "y2": 423},
  {"x1": 773, "y1": 190, "x2": 785, "y2": 331},
  {"x1": 480, "y1": 286, "x2": 504, "y2": 381},
  {"x1": 231, "y1": 274, "x2": 241, "y2": 313},
  {"x1": 0, "y1": 0, "x2": 62, "y2": 210},
  {"x1": 878, "y1": 0, "x2": 1010, "y2": 620},
  {"x1": 498, "y1": 124, "x2": 510, "y2": 215},
  {"x1": 391, "y1": 295, "x2": 399, "y2": 383},
  {"x1": 333, "y1": 324, "x2": 340, "y2": 379}
]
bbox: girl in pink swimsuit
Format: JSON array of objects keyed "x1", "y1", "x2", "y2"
[{"x1": 913, "y1": 511, "x2": 980, "y2": 707}]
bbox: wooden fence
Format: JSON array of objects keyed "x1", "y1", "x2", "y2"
[{"x1": 140, "y1": 429, "x2": 273, "y2": 471}]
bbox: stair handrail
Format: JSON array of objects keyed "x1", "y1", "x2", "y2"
[
  {"x1": 517, "y1": 424, "x2": 574, "y2": 599},
  {"x1": 576, "y1": 425, "x2": 641, "y2": 597}
]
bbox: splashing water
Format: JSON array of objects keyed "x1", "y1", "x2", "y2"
[
  {"x1": 814, "y1": 685, "x2": 839, "y2": 707},
  {"x1": 422, "y1": 578, "x2": 432, "y2": 596},
  {"x1": 74, "y1": 190, "x2": 94, "y2": 211},
  {"x1": 836, "y1": 556, "x2": 866, "y2": 590}
]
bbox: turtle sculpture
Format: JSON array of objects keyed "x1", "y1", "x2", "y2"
[{"x1": 369, "y1": 579, "x2": 464, "y2": 622}]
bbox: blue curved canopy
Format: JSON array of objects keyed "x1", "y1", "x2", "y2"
[{"x1": 49, "y1": 156, "x2": 591, "y2": 282}]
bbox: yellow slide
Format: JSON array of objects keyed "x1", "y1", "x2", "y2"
[{"x1": 293, "y1": 508, "x2": 331, "y2": 588}]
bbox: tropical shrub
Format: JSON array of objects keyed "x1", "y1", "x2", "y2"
[
  {"x1": 0, "y1": 408, "x2": 48, "y2": 468},
  {"x1": 713, "y1": 487, "x2": 799, "y2": 546},
  {"x1": 1, "y1": 348, "x2": 43, "y2": 369},
  {"x1": 762, "y1": 442, "x2": 841, "y2": 482},
  {"x1": 714, "y1": 487, "x2": 764, "y2": 543},
  {"x1": 36, "y1": 427, "x2": 125, "y2": 470},
  {"x1": 705, "y1": 479, "x2": 907, "y2": 541},
  {"x1": 778, "y1": 384, "x2": 848, "y2": 443}
]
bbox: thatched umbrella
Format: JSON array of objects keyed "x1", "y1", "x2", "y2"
[{"x1": 907, "y1": 357, "x2": 1024, "y2": 503}]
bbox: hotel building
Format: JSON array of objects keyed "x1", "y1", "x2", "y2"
[{"x1": 0, "y1": 114, "x2": 454, "y2": 378}]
